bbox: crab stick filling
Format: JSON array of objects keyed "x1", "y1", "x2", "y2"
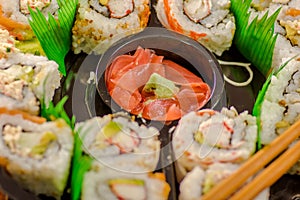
[{"x1": 92, "y1": 120, "x2": 141, "y2": 154}]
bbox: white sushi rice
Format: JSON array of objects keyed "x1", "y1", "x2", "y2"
[
  {"x1": 0, "y1": 114, "x2": 73, "y2": 199},
  {"x1": 72, "y1": 0, "x2": 150, "y2": 54},
  {"x1": 0, "y1": 86, "x2": 40, "y2": 115},
  {"x1": 75, "y1": 112, "x2": 161, "y2": 173},
  {"x1": 155, "y1": 0, "x2": 236, "y2": 56},
  {"x1": 172, "y1": 107, "x2": 257, "y2": 179}
]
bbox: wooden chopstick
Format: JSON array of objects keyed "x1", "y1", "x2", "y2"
[
  {"x1": 230, "y1": 138, "x2": 300, "y2": 200},
  {"x1": 202, "y1": 119, "x2": 300, "y2": 200}
]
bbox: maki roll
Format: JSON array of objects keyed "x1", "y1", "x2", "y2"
[
  {"x1": 72, "y1": 0, "x2": 151, "y2": 54},
  {"x1": 0, "y1": 108, "x2": 74, "y2": 199},
  {"x1": 0, "y1": 0, "x2": 59, "y2": 55},
  {"x1": 155, "y1": 0, "x2": 236, "y2": 56},
  {"x1": 75, "y1": 112, "x2": 161, "y2": 172},
  {"x1": 0, "y1": 43, "x2": 61, "y2": 114},
  {"x1": 172, "y1": 107, "x2": 257, "y2": 179},
  {"x1": 179, "y1": 163, "x2": 270, "y2": 200},
  {"x1": 249, "y1": 0, "x2": 300, "y2": 71},
  {"x1": 257, "y1": 59, "x2": 300, "y2": 174},
  {"x1": 81, "y1": 162, "x2": 170, "y2": 200},
  {"x1": 179, "y1": 163, "x2": 239, "y2": 199}
]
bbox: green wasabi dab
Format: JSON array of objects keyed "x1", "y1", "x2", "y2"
[{"x1": 143, "y1": 73, "x2": 179, "y2": 99}]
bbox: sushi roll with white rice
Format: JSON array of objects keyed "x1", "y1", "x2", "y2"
[
  {"x1": 75, "y1": 112, "x2": 161, "y2": 172},
  {"x1": 248, "y1": 2, "x2": 300, "y2": 161},
  {"x1": 0, "y1": 35, "x2": 61, "y2": 114},
  {"x1": 0, "y1": 0, "x2": 60, "y2": 55},
  {"x1": 81, "y1": 162, "x2": 171, "y2": 200},
  {"x1": 0, "y1": 0, "x2": 59, "y2": 41},
  {"x1": 172, "y1": 107, "x2": 257, "y2": 179},
  {"x1": 179, "y1": 163, "x2": 270, "y2": 199},
  {"x1": 0, "y1": 52, "x2": 62, "y2": 106},
  {"x1": 179, "y1": 163, "x2": 239, "y2": 199},
  {"x1": 155, "y1": 0, "x2": 236, "y2": 56},
  {"x1": 0, "y1": 108, "x2": 74, "y2": 199},
  {"x1": 249, "y1": 0, "x2": 300, "y2": 71},
  {"x1": 72, "y1": 0, "x2": 151, "y2": 54},
  {"x1": 259, "y1": 59, "x2": 300, "y2": 174}
]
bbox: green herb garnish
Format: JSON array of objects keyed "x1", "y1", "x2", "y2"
[
  {"x1": 231, "y1": 0, "x2": 281, "y2": 77},
  {"x1": 28, "y1": 0, "x2": 78, "y2": 76}
]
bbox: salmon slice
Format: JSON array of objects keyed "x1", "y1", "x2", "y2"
[{"x1": 105, "y1": 47, "x2": 211, "y2": 121}]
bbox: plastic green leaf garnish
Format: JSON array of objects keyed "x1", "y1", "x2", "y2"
[
  {"x1": 252, "y1": 56, "x2": 295, "y2": 150},
  {"x1": 71, "y1": 128, "x2": 92, "y2": 200},
  {"x1": 28, "y1": 0, "x2": 78, "y2": 76},
  {"x1": 41, "y1": 96, "x2": 75, "y2": 129},
  {"x1": 231, "y1": 0, "x2": 281, "y2": 77}
]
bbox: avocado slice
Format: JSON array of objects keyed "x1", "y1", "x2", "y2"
[
  {"x1": 101, "y1": 121, "x2": 123, "y2": 137},
  {"x1": 30, "y1": 132, "x2": 57, "y2": 156},
  {"x1": 194, "y1": 130, "x2": 204, "y2": 144},
  {"x1": 15, "y1": 38, "x2": 45, "y2": 56},
  {"x1": 95, "y1": 121, "x2": 123, "y2": 148}
]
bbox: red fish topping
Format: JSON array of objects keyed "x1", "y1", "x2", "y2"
[{"x1": 105, "y1": 46, "x2": 211, "y2": 121}]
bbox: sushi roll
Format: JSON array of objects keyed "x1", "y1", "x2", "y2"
[
  {"x1": 258, "y1": 59, "x2": 300, "y2": 174},
  {"x1": 155, "y1": 0, "x2": 236, "y2": 56},
  {"x1": 0, "y1": 0, "x2": 59, "y2": 55},
  {"x1": 0, "y1": 108, "x2": 74, "y2": 199},
  {"x1": 72, "y1": 0, "x2": 151, "y2": 54},
  {"x1": 0, "y1": 0, "x2": 59, "y2": 36},
  {"x1": 0, "y1": 40, "x2": 61, "y2": 114},
  {"x1": 249, "y1": 0, "x2": 300, "y2": 71},
  {"x1": 172, "y1": 106, "x2": 257, "y2": 179},
  {"x1": 75, "y1": 112, "x2": 161, "y2": 172},
  {"x1": 179, "y1": 163, "x2": 239, "y2": 199},
  {"x1": 81, "y1": 162, "x2": 170, "y2": 200},
  {"x1": 179, "y1": 163, "x2": 270, "y2": 200}
]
